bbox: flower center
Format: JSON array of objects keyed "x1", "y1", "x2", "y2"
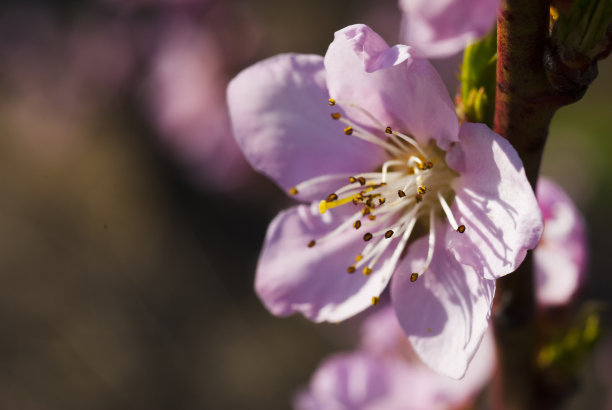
[{"x1": 289, "y1": 98, "x2": 465, "y2": 303}]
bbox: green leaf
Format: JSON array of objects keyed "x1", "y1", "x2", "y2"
[{"x1": 459, "y1": 28, "x2": 497, "y2": 126}]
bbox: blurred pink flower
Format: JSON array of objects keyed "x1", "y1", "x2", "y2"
[
  {"x1": 295, "y1": 306, "x2": 495, "y2": 410},
  {"x1": 399, "y1": 0, "x2": 500, "y2": 58},
  {"x1": 535, "y1": 177, "x2": 588, "y2": 306},
  {"x1": 147, "y1": 22, "x2": 253, "y2": 190},
  {"x1": 228, "y1": 24, "x2": 542, "y2": 378}
]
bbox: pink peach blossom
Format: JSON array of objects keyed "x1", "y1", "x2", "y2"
[{"x1": 228, "y1": 24, "x2": 542, "y2": 378}]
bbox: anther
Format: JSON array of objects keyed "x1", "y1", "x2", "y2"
[
  {"x1": 355, "y1": 254, "x2": 363, "y2": 262},
  {"x1": 371, "y1": 296, "x2": 380, "y2": 306},
  {"x1": 368, "y1": 215, "x2": 376, "y2": 221},
  {"x1": 331, "y1": 112, "x2": 341, "y2": 120},
  {"x1": 457, "y1": 225, "x2": 466, "y2": 233},
  {"x1": 363, "y1": 267, "x2": 373, "y2": 276},
  {"x1": 363, "y1": 232, "x2": 373, "y2": 241},
  {"x1": 418, "y1": 186, "x2": 427, "y2": 194},
  {"x1": 289, "y1": 187, "x2": 298, "y2": 195},
  {"x1": 357, "y1": 177, "x2": 366, "y2": 185},
  {"x1": 378, "y1": 197, "x2": 386, "y2": 205},
  {"x1": 398, "y1": 190, "x2": 406, "y2": 198},
  {"x1": 385, "y1": 126, "x2": 392, "y2": 134},
  {"x1": 415, "y1": 194, "x2": 423, "y2": 203},
  {"x1": 344, "y1": 126, "x2": 353, "y2": 135},
  {"x1": 328, "y1": 98, "x2": 336, "y2": 106},
  {"x1": 327, "y1": 193, "x2": 338, "y2": 201},
  {"x1": 384, "y1": 230, "x2": 394, "y2": 239},
  {"x1": 353, "y1": 220, "x2": 361, "y2": 230},
  {"x1": 424, "y1": 161, "x2": 434, "y2": 169},
  {"x1": 410, "y1": 273, "x2": 419, "y2": 282},
  {"x1": 307, "y1": 240, "x2": 316, "y2": 248},
  {"x1": 362, "y1": 208, "x2": 371, "y2": 216},
  {"x1": 349, "y1": 176, "x2": 357, "y2": 184},
  {"x1": 347, "y1": 265, "x2": 356, "y2": 273}
]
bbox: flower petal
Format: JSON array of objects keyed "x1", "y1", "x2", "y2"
[
  {"x1": 227, "y1": 53, "x2": 387, "y2": 200},
  {"x1": 324, "y1": 24, "x2": 459, "y2": 149},
  {"x1": 400, "y1": 0, "x2": 499, "y2": 58},
  {"x1": 390, "y1": 227, "x2": 496, "y2": 379},
  {"x1": 535, "y1": 178, "x2": 588, "y2": 306},
  {"x1": 446, "y1": 122, "x2": 543, "y2": 280},
  {"x1": 255, "y1": 202, "x2": 401, "y2": 323}
]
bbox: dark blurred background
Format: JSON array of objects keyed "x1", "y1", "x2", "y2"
[{"x1": 0, "y1": 0, "x2": 610, "y2": 409}]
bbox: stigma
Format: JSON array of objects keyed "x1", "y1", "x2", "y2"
[{"x1": 295, "y1": 97, "x2": 467, "y2": 303}]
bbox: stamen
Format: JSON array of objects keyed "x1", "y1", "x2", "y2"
[
  {"x1": 331, "y1": 112, "x2": 341, "y2": 120},
  {"x1": 327, "y1": 193, "x2": 338, "y2": 201},
  {"x1": 349, "y1": 176, "x2": 357, "y2": 184},
  {"x1": 353, "y1": 220, "x2": 361, "y2": 229},
  {"x1": 307, "y1": 240, "x2": 316, "y2": 248},
  {"x1": 368, "y1": 215, "x2": 376, "y2": 221},
  {"x1": 417, "y1": 186, "x2": 427, "y2": 194},
  {"x1": 415, "y1": 194, "x2": 423, "y2": 203},
  {"x1": 398, "y1": 190, "x2": 406, "y2": 198},
  {"x1": 355, "y1": 254, "x2": 363, "y2": 262},
  {"x1": 289, "y1": 187, "x2": 298, "y2": 195},
  {"x1": 363, "y1": 232, "x2": 373, "y2": 241},
  {"x1": 385, "y1": 126, "x2": 393, "y2": 134},
  {"x1": 347, "y1": 265, "x2": 356, "y2": 273},
  {"x1": 328, "y1": 98, "x2": 336, "y2": 106},
  {"x1": 357, "y1": 177, "x2": 366, "y2": 186},
  {"x1": 414, "y1": 209, "x2": 437, "y2": 277},
  {"x1": 344, "y1": 126, "x2": 353, "y2": 135},
  {"x1": 371, "y1": 296, "x2": 380, "y2": 306},
  {"x1": 410, "y1": 273, "x2": 419, "y2": 282},
  {"x1": 392, "y1": 130, "x2": 428, "y2": 158},
  {"x1": 437, "y1": 191, "x2": 460, "y2": 231},
  {"x1": 378, "y1": 198, "x2": 386, "y2": 205},
  {"x1": 457, "y1": 225, "x2": 466, "y2": 233},
  {"x1": 363, "y1": 267, "x2": 373, "y2": 275},
  {"x1": 384, "y1": 230, "x2": 394, "y2": 239}
]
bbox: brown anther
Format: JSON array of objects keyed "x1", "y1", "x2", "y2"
[
  {"x1": 353, "y1": 220, "x2": 362, "y2": 230},
  {"x1": 385, "y1": 126, "x2": 392, "y2": 134},
  {"x1": 384, "y1": 230, "x2": 394, "y2": 239},
  {"x1": 357, "y1": 177, "x2": 366, "y2": 186},
  {"x1": 425, "y1": 161, "x2": 434, "y2": 169},
  {"x1": 378, "y1": 197, "x2": 386, "y2": 205},
  {"x1": 410, "y1": 273, "x2": 419, "y2": 282},
  {"x1": 349, "y1": 176, "x2": 357, "y2": 184},
  {"x1": 363, "y1": 232, "x2": 373, "y2": 241},
  {"x1": 355, "y1": 254, "x2": 363, "y2": 262},
  {"x1": 418, "y1": 186, "x2": 427, "y2": 194},
  {"x1": 415, "y1": 194, "x2": 423, "y2": 203},
  {"x1": 328, "y1": 98, "x2": 336, "y2": 106},
  {"x1": 352, "y1": 198, "x2": 359, "y2": 205},
  {"x1": 289, "y1": 187, "x2": 299, "y2": 195},
  {"x1": 327, "y1": 193, "x2": 338, "y2": 202},
  {"x1": 347, "y1": 265, "x2": 356, "y2": 274},
  {"x1": 398, "y1": 190, "x2": 406, "y2": 198},
  {"x1": 371, "y1": 296, "x2": 380, "y2": 306},
  {"x1": 368, "y1": 215, "x2": 376, "y2": 221},
  {"x1": 344, "y1": 126, "x2": 353, "y2": 135},
  {"x1": 362, "y1": 207, "x2": 371, "y2": 216},
  {"x1": 331, "y1": 112, "x2": 341, "y2": 120},
  {"x1": 363, "y1": 267, "x2": 373, "y2": 276},
  {"x1": 457, "y1": 225, "x2": 466, "y2": 234},
  {"x1": 307, "y1": 240, "x2": 316, "y2": 248}
]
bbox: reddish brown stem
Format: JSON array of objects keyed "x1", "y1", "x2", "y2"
[{"x1": 492, "y1": 0, "x2": 554, "y2": 408}]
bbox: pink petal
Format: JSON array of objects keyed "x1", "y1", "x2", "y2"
[
  {"x1": 227, "y1": 53, "x2": 387, "y2": 200},
  {"x1": 324, "y1": 24, "x2": 459, "y2": 150},
  {"x1": 390, "y1": 227, "x2": 496, "y2": 379},
  {"x1": 400, "y1": 0, "x2": 499, "y2": 58},
  {"x1": 255, "y1": 203, "x2": 401, "y2": 323},
  {"x1": 446, "y1": 122, "x2": 543, "y2": 280},
  {"x1": 535, "y1": 178, "x2": 588, "y2": 306}
]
